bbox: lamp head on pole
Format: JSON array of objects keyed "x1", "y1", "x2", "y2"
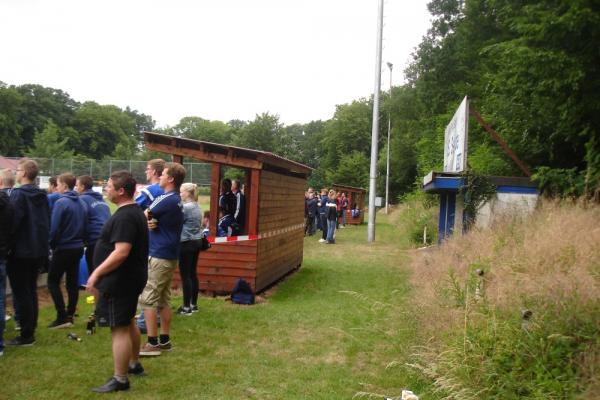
[{"x1": 387, "y1": 62, "x2": 393, "y2": 71}]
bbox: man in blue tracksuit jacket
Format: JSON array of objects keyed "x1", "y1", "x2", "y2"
[
  {"x1": 135, "y1": 159, "x2": 165, "y2": 210},
  {"x1": 134, "y1": 159, "x2": 165, "y2": 333},
  {"x1": 76, "y1": 175, "x2": 111, "y2": 275},
  {"x1": 47, "y1": 172, "x2": 87, "y2": 329},
  {"x1": 47, "y1": 176, "x2": 60, "y2": 212}
]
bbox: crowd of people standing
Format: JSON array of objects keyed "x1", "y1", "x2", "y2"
[
  {"x1": 0, "y1": 157, "x2": 219, "y2": 393},
  {"x1": 304, "y1": 187, "x2": 349, "y2": 244}
]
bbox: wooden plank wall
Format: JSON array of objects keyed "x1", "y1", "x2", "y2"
[
  {"x1": 255, "y1": 170, "x2": 305, "y2": 292},
  {"x1": 345, "y1": 191, "x2": 365, "y2": 224},
  {"x1": 344, "y1": 209, "x2": 364, "y2": 225},
  {"x1": 197, "y1": 240, "x2": 258, "y2": 293}
]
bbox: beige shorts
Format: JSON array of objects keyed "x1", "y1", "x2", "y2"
[{"x1": 138, "y1": 257, "x2": 178, "y2": 308}]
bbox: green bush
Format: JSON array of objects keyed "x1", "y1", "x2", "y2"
[{"x1": 397, "y1": 190, "x2": 438, "y2": 246}]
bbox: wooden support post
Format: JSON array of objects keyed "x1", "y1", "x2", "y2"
[
  {"x1": 172, "y1": 154, "x2": 183, "y2": 164},
  {"x1": 247, "y1": 169, "x2": 260, "y2": 236},
  {"x1": 209, "y1": 163, "x2": 220, "y2": 237},
  {"x1": 243, "y1": 169, "x2": 251, "y2": 234},
  {"x1": 469, "y1": 107, "x2": 532, "y2": 177}
]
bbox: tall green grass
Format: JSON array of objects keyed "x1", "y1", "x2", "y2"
[{"x1": 407, "y1": 201, "x2": 600, "y2": 399}]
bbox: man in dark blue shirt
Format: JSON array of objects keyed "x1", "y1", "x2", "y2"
[
  {"x1": 318, "y1": 188, "x2": 329, "y2": 243},
  {"x1": 7, "y1": 159, "x2": 50, "y2": 346},
  {"x1": 232, "y1": 179, "x2": 245, "y2": 235},
  {"x1": 138, "y1": 162, "x2": 185, "y2": 356}
]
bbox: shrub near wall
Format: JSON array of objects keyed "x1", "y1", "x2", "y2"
[
  {"x1": 408, "y1": 201, "x2": 600, "y2": 399},
  {"x1": 394, "y1": 191, "x2": 438, "y2": 247}
]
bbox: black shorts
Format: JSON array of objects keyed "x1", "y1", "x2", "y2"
[{"x1": 95, "y1": 292, "x2": 138, "y2": 328}]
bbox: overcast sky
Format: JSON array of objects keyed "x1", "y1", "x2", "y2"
[{"x1": 1, "y1": 0, "x2": 431, "y2": 128}]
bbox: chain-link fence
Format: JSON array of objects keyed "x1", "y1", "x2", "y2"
[{"x1": 4, "y1": 157, "x2": 211, "y2": 186}]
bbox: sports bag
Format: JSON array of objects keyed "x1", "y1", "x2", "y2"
[{"x1": 231, "y1": 278, "x2": 255, "y2": 305}]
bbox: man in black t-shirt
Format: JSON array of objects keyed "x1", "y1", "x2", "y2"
[{"x1": 86, "y1": 171, "x2": 148, "y2": 393}]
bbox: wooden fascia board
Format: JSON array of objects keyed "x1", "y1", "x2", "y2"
[
  {"x1": 145, "y1": 141, "x2": 263, "y2": 170},
  {"x1": 256, "y1": 154, "x2": 311, "y2": 175}
]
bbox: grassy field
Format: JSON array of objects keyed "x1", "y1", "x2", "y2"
[{"x1": 1, "y1": 214, "x2": 423, "y2": 399}]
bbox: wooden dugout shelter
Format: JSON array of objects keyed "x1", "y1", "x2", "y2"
[
  {"x1": 331, "y1": 183, "x2": 366, "y2": 225},
  {"x1": 144, "y1": 131, "x2": 312, "y2": 294}
]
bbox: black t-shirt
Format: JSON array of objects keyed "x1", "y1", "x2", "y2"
[{"x1": 94, "y1": 204, "x2": 149, "y2": 296}]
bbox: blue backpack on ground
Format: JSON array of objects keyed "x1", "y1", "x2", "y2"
[{"x1": 231, "y1": 278, "x2": 255, "y2": 305}]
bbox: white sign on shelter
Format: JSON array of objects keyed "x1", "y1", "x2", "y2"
[{"x1": 444, "y1": 96, "x2": 469, "y2": 172}]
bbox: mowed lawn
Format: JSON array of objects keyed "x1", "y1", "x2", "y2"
[{"x1": 1, "y1": 215, "x2": 421, "y2": 399}]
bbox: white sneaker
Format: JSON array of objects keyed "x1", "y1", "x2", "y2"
[{"x1": 318, "y1": 238, "x2": 326, "y2": 243}]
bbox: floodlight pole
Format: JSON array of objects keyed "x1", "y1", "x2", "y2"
[
  {"x1": 368, "y1": 0, "x2": 384, "y2": 243},
  {"x1": 385, "y1": 62, "x2": 393, "y2": 214}
]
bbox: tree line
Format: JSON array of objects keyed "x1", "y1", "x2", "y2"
[{"x1": 1, "y1": 0, "x2": 598, "y2": 199}]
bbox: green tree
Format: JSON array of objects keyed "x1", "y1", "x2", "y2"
[
  {"x1": 0, "y1": 82, "x2": 24, "y2": 155},
  {"x1": 71, "y1": 102, "x2": 137, "y2": 159},
  {"x1": 234, "y1": 113, "x2": 284, "y2": 153},
  {"x1": 321, "y1": 99, "x2": 374, "y2": 173},
  {"x1": 14, "y1": 84, "x2": 78, "y2": 153},
  {"x1": 403, "y1": 0, "x2": 600, "y2": 196},
  {"x1": 125, "y1": 106, "x2": 155, "y2": 150},
  {"x1": 170, "y1": 116, "x2": 232, "y2": 144},
  {"x1": 282, "y1": 120, "x2": 326, "y2": 169},
  {"x1": 25, "y1": 120, "x2": 74, "y2": 159},
  {"x1": 326, "y1": 151, "x2": 369, "y2": 188}
]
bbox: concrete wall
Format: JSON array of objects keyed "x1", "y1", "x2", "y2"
[{"x1": 476, "y1": 192, "x2": 538, "y2": 229}]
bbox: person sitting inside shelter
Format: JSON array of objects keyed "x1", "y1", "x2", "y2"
[
  {"x1": 201, "y1": 211, "x2": 210, "y2": 238},
  {"x1": 217, "y1": 206, "x2": 234, "y2": 237},
  {"x1": 219, "y1": 179, "x2": 236, "y2": 217}
]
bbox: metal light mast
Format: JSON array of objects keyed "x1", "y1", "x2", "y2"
[{"x1": 367, "y1": 0, "x2": 384, "y2": 243}]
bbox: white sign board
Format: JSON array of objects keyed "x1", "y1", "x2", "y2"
[
  {"x1": 375, "y1": 196, "x2": 383, "y2": 207},
  {"x1": 38, "y1": 176, "x2": 50, "y2": 189},
  {"x1": 444, "y1": 96, "x2": 469, "y2": 172},
  {"x1": 423, "y1": 171, "x2": 433, "y2": 186}
]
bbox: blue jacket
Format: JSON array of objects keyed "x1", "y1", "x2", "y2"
[
  {"x1": 318, "y1": 195, "x2": 329, "y2": 215},
  {"x1": 50, "y1": 190, "x2": 87, "y2": 250},
  {"x1": 135, "y1": 183, "x2": 164, "y2": 210},
  {"x1": 48, "y1": 192, "x2": 60, "y2": 212},
  {"x1": 10, "y1": 184, "x2": 50, "y2": 258},
  {"x1": 306, "y1": 197, "x2": 318, "y2": 217},
  {"x1": 79, "y1": 189, "x2": 111, "y2": 245},
  {"x1": 0, "y1": 191, "x2": 12, "y2": 259}
]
